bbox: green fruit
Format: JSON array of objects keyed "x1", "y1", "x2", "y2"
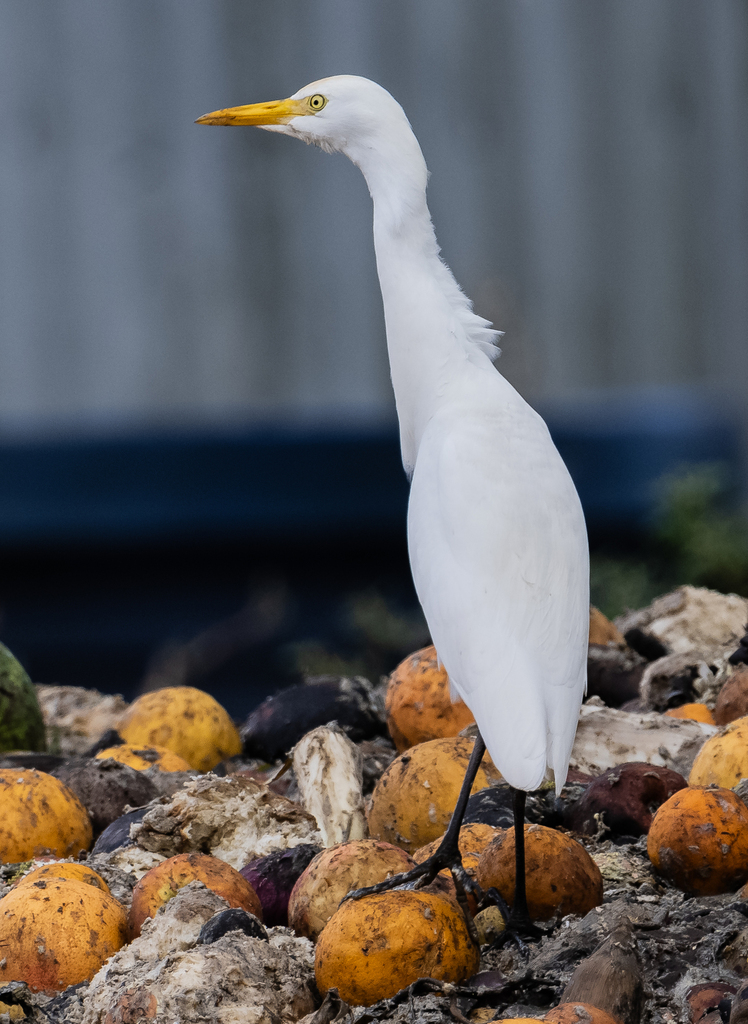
[{"x1": 0, "y1": 643, "x2": 45, "y2": 752}]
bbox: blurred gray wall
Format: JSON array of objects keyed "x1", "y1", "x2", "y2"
[{"x1": 0, "y1": 0, "x2": 746, "y2": 438}]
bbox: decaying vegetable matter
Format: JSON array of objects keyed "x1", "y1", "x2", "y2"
[{"x1": 0, "y1": 585, "x2": 748, "y2": 1021}]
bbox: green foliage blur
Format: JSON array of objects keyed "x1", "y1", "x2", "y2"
[{"x1": 591, "y1": 463, "x2": 748, "y2": 620}]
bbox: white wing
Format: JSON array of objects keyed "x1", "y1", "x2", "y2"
[{"x1": 407, "y1": 371, "x2": 589, "y2": 793}]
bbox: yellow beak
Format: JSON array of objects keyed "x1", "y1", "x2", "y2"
[{"x1": 195, "y1": 97, "x2": 309, "y2": 126}]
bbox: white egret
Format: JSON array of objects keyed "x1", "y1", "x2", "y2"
[{"x1": 197, "y1": 76, "x2": 589, "y2": 932}]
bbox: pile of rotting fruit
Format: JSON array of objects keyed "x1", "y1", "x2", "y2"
[{"x1": 1, "y1": 584, "x2": 748, "y2": 1022}]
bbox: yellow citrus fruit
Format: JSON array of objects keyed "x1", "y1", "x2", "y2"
[
  {"x1": 315, "y1": 889, "x2": 480, "y2": 1005},
  {"x1": 95, "y1": 742, "x2": 192, "y2": 772},
  {"x1": 385, "y1": 645, "x2": 475, "y2": 752},
  {"x1": 0, "y1": 769, "x2": 92, "y2": 861},
  {"x1": 118, "y1": 686, "x2": 242, "y2": 771},
  {"x1": 689, "y1": 716, "x2": 748, "y2": 787},
  {"x1": 15, "y1": 861, "x2": 110, "y2": 893},
  {"x1": 367, "y1": 736, "x2": 497, "y2": 853},
  {"x1": 0, "y1": 878, "x2": 127, "y2": 991}
]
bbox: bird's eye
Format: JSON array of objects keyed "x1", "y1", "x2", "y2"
[{"x1": 308, "y1": 94, "x2": 327, "y2": 111}]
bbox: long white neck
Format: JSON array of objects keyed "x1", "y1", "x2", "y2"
[{"x1": 347, "y1": 124, "x2": 499, "y2": 477}]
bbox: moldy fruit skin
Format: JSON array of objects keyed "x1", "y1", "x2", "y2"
[
  {"x1": 0, "y1": 642, "x2": 45, "y2": 753},
  {"x1": 0, "y1": 877, "x2": 128, "y2": 991},
  {"x1": 476, "y1": 824, "x2": 603, "y2": 921},
  {"x1": 315, "y1": 889, "x2": 480, "y2": 1005},
  {"x1": 129, "y1": 852, "x2": 262, "y2": 938},
  {"x1": 288, "y1": 839, "x2": 415, "y2": 940},
  {"x1": 647, "y1": 785, "x2": 748, "y2": 895},
  {"x1": 564, "y1": 761, "x2": 687, "y2": 838},
  {"x1": 413, "y1": 821, "x2": 503, "y2": 876},
  {"x1": 14, "y1": 861, "x2": 110, "y2": 893},
  {"x1": 689, "y1": 716, "x2": 748, "y2": 788},
  {"x1": 413, "y1": 822, "x2": 503, "y2": 912},
  {"x1": 118, "y1": 686, "x2": 241, "y2": 771},
  {"x1": 544, "y1": 1005, "x2": 624, "y2": 1024},
  {"x1": 0, "y1": 768, "x2": 93, "y2": 861},
  {"x1": 385, "y1": 645, "x2": 475, "y2": 752},
  {"x1": 95, "y1": 742, "x2": 192, "y2": 772},
  {"x1": 367, "y1": 736, "x2": 496, "y2": 853}
]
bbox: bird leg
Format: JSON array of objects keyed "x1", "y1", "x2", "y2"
[
  {"x1": 486, "y1": 786, "x2": 547, "y2": 943},
  {"x1": 344, "y1": 733, "x2": 488, "y2": 912}
]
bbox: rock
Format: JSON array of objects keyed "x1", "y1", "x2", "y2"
[
  {"x1": 52, "y1": 757, "x2": 158, "y2": 835},
  {"x1": 616, "y1": 586, "x2": 748, "y2": 660},
  {"x1": 569, "y1": 698, "x2": 716, "y2": 778},
  {"x1": 715, "y1": 666, "x2": 748, "y2": 725},
  {"x1": 130, "y1": 774, "x2": 322, "y2": 869},
  {"x1": 292, "y1": 725, "x2": 366, "y2": 847},
  {"x1": 36, "y1": 684, "x2": 128, "y2": 756},
  {"x1": 0, "y1": 643, "x2": 45, "y2": 753},
  {"x1": 241, "y1": 675, "x2": 384, "y2": 761},
  {"x1": 564, "y1": 762, "x2": 686, "y2": 838}
]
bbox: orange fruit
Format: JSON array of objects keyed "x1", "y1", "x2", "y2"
[
  {"x1": 385, "y1": 646, "x2": 475, "y2": 752},
  {"x1": 413, "y1": 821, "x2": 503, "y2": 877},
  {"x1": 689, "y1": 716, "x2": 748, "y2": 787},
  {"x1": 413, "y1": 822, "x2": 503, "y2": 914},
  {"x1": 129, "y1": 852, "x2": 262, "y2": 937},
  {"x1": 118, "y1": 686, "x2": 241, "y2": 771},
  {"x1": 648, "y1": 785, "x2": 748, "y2": 895},
  {"x1": 15, "y1": 861, "x2": 110, "y2": 893},
  {"x1": 315, "y1": 890, "x2": 480, "y2": 1005},
  {"x1": 476, "y1": 824, "x2": 603, "y2": 921},
  {"x1": 367, "y1": 737, "x2": 497, "y2": 853},
  {"x1": 0, "y1": 769, "x2": 92, "y2": 861},
  {"x1": 95, "y1": 742, "x2": 192, "y2": 772},
  {"x1": 288, "y1": 840, "x2": 415, "y2": 940},
  {"x1": 545, "y1": 1005, "x2": 623, "y2": 1024},
  {"x1": 664, "y1": 703, "x2": 715, "y2": 725},
  {"x1": 0, "y1": 878, "x2": 127, "y2": 991}
]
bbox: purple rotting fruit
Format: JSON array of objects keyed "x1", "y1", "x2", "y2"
[
  {"x1": 240, "y1": 676, "x2": 385, "y2": 761},
  {"x1": 564, "y1": 761, "x2": 687, "y2": 838},
  {"x1": 240, "y1": 844, "x2": 321, "y2": 927}
]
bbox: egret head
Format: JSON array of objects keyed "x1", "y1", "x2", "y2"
[{"x1": 197, "y1": 75, "x2": 427, "y2": 195}]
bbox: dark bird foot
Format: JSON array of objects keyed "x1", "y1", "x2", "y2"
[
  {"x1": 479, "y1": 887, "x2": 549, "y2": 951},
  {"x1": 344, "y1": 833, "x2": 483, "y2": 945},
  {"x1": 345, "y1": 844, "x2": 479, "y2": 904}
]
